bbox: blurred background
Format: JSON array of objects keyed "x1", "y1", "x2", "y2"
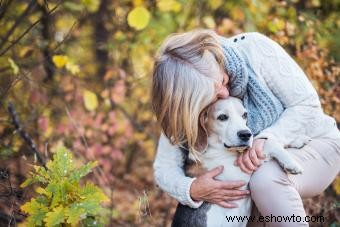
[{"x1": 0, "y1": 0, "x2": 339, "y2": 226}]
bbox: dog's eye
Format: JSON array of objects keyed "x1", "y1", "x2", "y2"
[
  {"x1": 217, "y1": 114, "x2": 229, "y2": 121},
  {"x1": 242, "y1": 112, "x2": 248, "y2": 119}
]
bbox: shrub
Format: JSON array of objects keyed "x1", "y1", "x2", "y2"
[{"x1": 20, "y1": 145, "x2": 108, "y2": 227}]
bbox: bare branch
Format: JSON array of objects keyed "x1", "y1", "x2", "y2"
[
  {"x1": 0, "y1": 0, "x2": 13, "y2": 21},
  {"x1": 0, "y1": 0, "x2": 37, "y2": 50},
  {"x1": 0, "y1": 1, "x2": 61, "y2": 56},
  {"x1": 7, "y1": 102, "x2": 46, "y2": 168}
]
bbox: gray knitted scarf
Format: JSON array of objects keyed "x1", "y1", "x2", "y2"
[{"x1": 219, "y1": 36, "x2": 284, "y2": 135}]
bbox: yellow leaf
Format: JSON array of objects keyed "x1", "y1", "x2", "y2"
[
  {"x1": 276, "y1": 18, "x2": 285, "y2": 30},
  {"x1": 208, "y1": 0, "x2": 223, "y2": 10},
  {"x1": 83, "y1": 90, "x2": 98, "y2": 111},
  {"x1": 81, "y1": 0, "x2": 100, "y2": 12},
  {"x1": 52, "y1": 55, "x2": 68, "y2": 68},
  {"x1": 8, "y1": 58, "x2": 19, "y2": 75},
  {"x1": 139, "y1": 111, "x2": 152, "y2": 121},
  {"x1": 132, "y1": 0, "x2": 143, "y2": 7},
  {"x1": 133, "y1": 132, "x2": 146, "y2": 141},
  {"x1": 35, "y1": 187, "x2": 52, "y2": 197},
  {"x1": 333, "y1": 176, "x2": 340, "y2": 195},
  {"x1": 35, "y1": 187, "x2": 45, "y2": 194},
  {"x1": 114, "y1": 30, "x2": 125, "y2": 41},
  {"x1": 44, "y1": 206, "x2": 65, "y2": 227},
  {"x1": 127, "y1": 7, "x2": 150, "y2": 30},
  {"x1": 66, "y1": 62, "x2": 80, "y2": 75},
  {"x1": 157, "y1": 0, "x2": 181, "y2": 12},
  {"x1": 19, "y1": 46, "x2": 33, "y2": 58}
]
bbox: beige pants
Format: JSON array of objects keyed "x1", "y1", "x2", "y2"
[{"x1": 247, "y1": 133, "x2": 340, "y2": 227}]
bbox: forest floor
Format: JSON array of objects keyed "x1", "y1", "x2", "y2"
[{"x1": 0, "y1": 150, "x2": 339, "y2": 227}]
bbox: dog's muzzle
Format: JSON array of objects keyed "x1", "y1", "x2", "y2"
[{"x1": 224, "y1": 143, "x2": 250, "y2": 153}]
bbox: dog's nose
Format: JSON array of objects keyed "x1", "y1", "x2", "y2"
[{"x1": 237, "y1": 130, "x2": 252, "y2": 142}]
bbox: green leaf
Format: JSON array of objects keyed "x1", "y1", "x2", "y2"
[
  {"x1": 77, "y1": 199, "x2": 102, "y2": 215},
  {"x1": 21, "y1": 198, "x2": 48, "y2": 226},
  {"x1": 44, "y1": 205, "x2": 65, "y2": 227},
  {"x1": 8, "y1": 58, "x2": 19, "y2": 74},
  {"x1": 69, "y1": 161, "x2": 97, "y2": 183},
  {"x1": 79, "y1": 183, "x2": 108, "y2": 202},
  {"x1": 81, "y1": 0, "x2": 100, "y2": 13},
  {"x1": 47, "y1": 145, "x2": 75, "y2": 178},
  {"x1": 46, "y1": 182, "x2": 62, "y2": 208},
  {"x1": 157, "y1": 0, "x2": 182, "y2": 12},
  {"x1": 35, "y1": 195, "x2": 50, "y2": 206},
  {"x1": 63, "y1": 2, "x2": 85, "y2": 11},
  {"x1": 0, "y1": 147, "x2": 13, "y2": 158},
  {"x1": 20, "y1": 144, "x2": 106, "y2": 226},
  {"x1": 81, "y1": 216, "x2": 103, "y2": 227},
  {"x1": 66, "y1": 203, "x2": 86, "y2": 225}
]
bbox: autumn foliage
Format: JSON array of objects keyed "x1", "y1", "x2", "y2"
[
  {"x1": 20, "y1": 145, "x2": 108, "y2": 226},
  {"x1": 0, "y1": 0, "x2": 339, "y2": 226}
]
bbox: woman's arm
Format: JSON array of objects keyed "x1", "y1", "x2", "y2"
[
  {"x1": 153, "y1": 133, "x2": 203, "y2": 208},
  {"x1": 239, "y1": 32, "x2": 335, "y2": 146},
  {"x1": 234, "y1": 32, "x2": 337, "y2": 172},
  {"x1": 153, "y1": 133, "x2": 249, "y2": 208}
]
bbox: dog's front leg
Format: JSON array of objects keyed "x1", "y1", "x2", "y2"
[{"x1": 262, "y1": 137, "x2": 303, "y2": 175}]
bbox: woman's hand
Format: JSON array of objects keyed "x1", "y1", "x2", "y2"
[
  {"x1": 190, "y1": 166, "x2": 250, "y2": 208},
  {"x1": 235, "y1": 138, "x2": 267, "y2": 174}
]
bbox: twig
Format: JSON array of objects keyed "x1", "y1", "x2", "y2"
[
  {"x1": 64, "y1": 105, "x2": 89, "y2": 151},
  {"x1": 7, "y1": 102, "x2": 46, "y2": 168},
  {"x1": 0, "y1": 1, "x2": 61, "y2": 56},
  {"x1": 43, "y1": 0, "x2": 49, "y2": 11},
  {"x1": 0, "y1": 0, "x2": 14, "y2": 22},
  {"x1": 0, "y1": 0, "x2": 37, "y2": 50},
  {"x1": 64, "y1": 104, "x2": 110, "y2": 187},
  {"x1": 52, "y1": 20, "x2": 77, "y2": 52}
]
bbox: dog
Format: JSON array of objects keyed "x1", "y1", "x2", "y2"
[{"x1": 172, "y1": 97, "x2": 305, "y2": 227}]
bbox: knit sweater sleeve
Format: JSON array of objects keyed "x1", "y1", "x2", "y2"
[
  {"x1": 239, "y1": 32, "x2": 335, "y2": 145},
  {"x1": 153, "y1": 133, "x2": 204, "y2": 208}
]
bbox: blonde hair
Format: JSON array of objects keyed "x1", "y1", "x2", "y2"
[{"x1": 151, "y1": 29, "x2": 226, "y2": 158}]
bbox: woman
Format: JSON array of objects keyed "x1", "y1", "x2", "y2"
[{"x1": 151, "y1": 29, "x2": 340, "y2": 226}]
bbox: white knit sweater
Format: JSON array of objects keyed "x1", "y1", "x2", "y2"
[{"x1": 153, "y1": 32, "x2": 339, "y2": 208}]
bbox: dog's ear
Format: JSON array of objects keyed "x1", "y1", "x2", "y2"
[{"x1": 194, "y1": 110, "x2": 209, "y2": 153}]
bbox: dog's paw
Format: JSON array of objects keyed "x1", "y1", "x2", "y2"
[
  {"x1": 278, "y1": 159, "x2": 304, "y2": 175},
  {"x1": 287, "y1": 136, "x2": 311, "y2": 149}
]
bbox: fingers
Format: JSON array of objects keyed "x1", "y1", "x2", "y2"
[
  {"x1": 249, "y1": 148, "x2": 261, "y2": 166},
  {"x1": 205, "y1": 165, "x2": 224, "y2": 178},
  {"x1": 218, "y1": 180, "x2": 247, "y2": 189},
  {"x1": 255, "y1": 145, "x2": 266, "y2": 159},
  {"x1": 207, "y1": 188, "x2": 250, "y2": 206},
  {"x1": 217, "y1": 201, "x2": 238, "y2": 208},
  {"x1": 227, "y1": 195, "x2": 248, "y2": 201},
  {"x1": 236, "y1": 152, "x2": 253, "y2": 174},
  {"x1": 242, "y1": 151, "x2": 257, "y2": 171},
  {"x1": 222, "y1": 189, "x2": 250, "y2": 197},
  {"x1": 254, "y1": 139, "x2": 266, "y2": 159},
  {"x1": 235, "y1": 147, "x2": 266, "y2": 174}
]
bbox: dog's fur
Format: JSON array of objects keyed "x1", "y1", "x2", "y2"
[{"x1": 172, "y1": 97, "x2": 305, "y2": 227}]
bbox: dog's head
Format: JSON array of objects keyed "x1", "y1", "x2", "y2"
[{"x1": 204, "y1": 97, "x2": 253, "y2": 152}]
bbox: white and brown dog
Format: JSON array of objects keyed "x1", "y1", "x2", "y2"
[{"x1": 172, "y1": 97, "x2": 304, "y2": 227}]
